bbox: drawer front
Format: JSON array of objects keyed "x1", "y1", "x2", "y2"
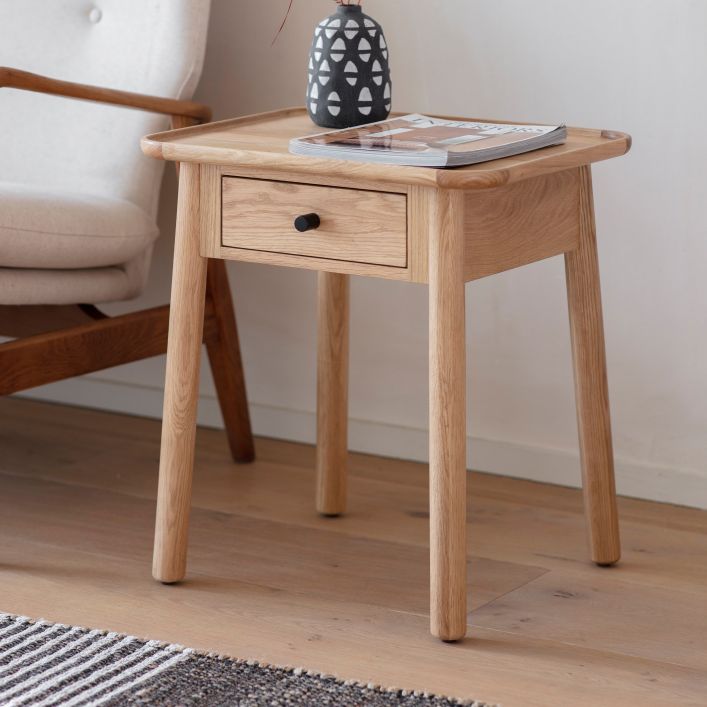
[{"x1": 221, "y1": 177, "x2": 407, "y2": 267}]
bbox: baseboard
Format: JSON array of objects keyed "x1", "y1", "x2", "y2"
[{"x1": 16, "y1": 376, "x2": 707, "y2": 510}]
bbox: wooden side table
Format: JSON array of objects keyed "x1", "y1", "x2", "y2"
[{"x1": 142, "y1": 108, "x2": 631, "y2": 642}]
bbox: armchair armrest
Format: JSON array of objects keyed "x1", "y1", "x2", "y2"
[{"x1": 0, "y1": 66, "x2": 211, "y2": 123}]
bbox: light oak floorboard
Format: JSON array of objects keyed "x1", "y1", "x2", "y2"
[{"x1": 1, "y1": 398, "x2": 706, "y2": 706}]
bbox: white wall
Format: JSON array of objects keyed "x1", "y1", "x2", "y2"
[{"x1": 24, "y1": 0, "x2": 707, "y2": 508}]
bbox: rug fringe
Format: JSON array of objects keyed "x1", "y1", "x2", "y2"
[{"x1": 0, "y1": 612, "x2": 496, "y2": 706}]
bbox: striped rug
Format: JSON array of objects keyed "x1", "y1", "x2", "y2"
[{"x1": 0, "y1": 614, "x2": 490, "y2": 706}]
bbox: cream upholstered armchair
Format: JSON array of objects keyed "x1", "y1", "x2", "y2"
[{"x1": 0, "y1": 0, "x2": 254, "y2": 462}]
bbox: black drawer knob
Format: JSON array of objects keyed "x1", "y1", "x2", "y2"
[{"x1": 294, "y1": 213, "x2": 321, "y2": 233}]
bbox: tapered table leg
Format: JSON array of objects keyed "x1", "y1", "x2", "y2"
[
  {"x1": 428, "y1": 189, "x2": 468, "y2": 641},
  {"x1": 316, "y1": 271, "x2": 350, "y2": 517},
  {"x1": 565, "y1": 166, "x2": 621, "y2": 566},
  {"x1": 153, "y1": 163, "x2": 208, "y2": 583}
]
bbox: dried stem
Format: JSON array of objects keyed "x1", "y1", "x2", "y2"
[{"x1": 272, "y1": 0, "x2": 362, "y2": 45}]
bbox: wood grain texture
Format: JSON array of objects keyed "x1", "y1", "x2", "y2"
[
  {"x1": 0, "y1": 66, "x2": 211, "y2": 121},
  {"x1": 0, "y1": 305, "x2": 178, "y2": 396},
  {"x1": 221, "y1": 177, "x2": 407, "y2": 268},
  {"x1": 201, "y1": 164, "x2": 410, "y2": 281},
  {"x1": 214, "y1": 245, "x2": 413, "y2": 281},
  {"x1": 153, "y1": 163, "x2": 207, "y2": 584},
  {"x1": 407, "y1": 185, "x2": 433, "y2": 283},
  {"x1": 565, "y1": 166, "x2": 621, "y2": 566},
  {"x1": 141, "y1": 107, "x2": 630, "y2": 647},
  {"x1": 172, "y1": 117, "x2": 255, "y2": 467},
  {"x1": 472, "y1": 567, "x2": 707, "y2": 670},
  {"x1": 199, "y1": 164, "x2": 223, "y2": 259},
  {"x1": 141, "y1": 107, "x2": 631, "y2": 191},
  {"x1": 204, "y1": 259, "x2": 255, "y2": 464},
  {"x1": 213, "y1": 169, "x2": 409, "y2": 280},
  {"x1": 464, "y1": 170, "x2": 581, "y2": 282},
  {"x1": 316, "y1": 272, "x2": 350, "y2": 516},
  {"x1": 0, "y1": 304, "x2": 105, "y2": 338},
  {"x1": 220, "y1": 165, "x2": 408, "y2": 195},
  {"x1": 5, "y1": 398, "x2": 705, "y2": 707},
  {"x1": 428, "y1": 189, "x2": 468, "y2": 641}
]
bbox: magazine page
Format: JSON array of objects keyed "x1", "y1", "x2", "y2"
[{"x1": 293, "y1": 114, "x2": 563, "y2": 160}]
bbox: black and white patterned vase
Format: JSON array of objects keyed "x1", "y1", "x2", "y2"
[{"x1": 307, "y1": 4, "x2": 391, "y2": 129}]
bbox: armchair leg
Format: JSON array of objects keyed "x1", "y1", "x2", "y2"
[{"x1": 204, "y1": 259, "x2": 255, "y2": 463}]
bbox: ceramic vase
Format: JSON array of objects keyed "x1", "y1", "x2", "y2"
[{"x1": 307, "y1": 4, "x2": 392, "y2": 129}]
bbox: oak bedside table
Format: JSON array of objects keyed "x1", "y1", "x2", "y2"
[{"x1": 142, "y1": 108, "x2": 631, "y2": 642}]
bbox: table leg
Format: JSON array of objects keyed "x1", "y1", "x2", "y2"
[
  {"x1": 565, "y1": 165, "x2": 621, "y2": 566},
  {"x1": 429, "y1": 190, "x2": 468, "y2": 641},
  {"x1": 316, "y1": 271, "x2": 350, "y2": 517},
  {"x1": 153, "y1": 163, "x2": 208, "y2": 583}
]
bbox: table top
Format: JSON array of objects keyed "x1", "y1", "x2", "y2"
[{"x1": 142, "y1": 107, "x2": 631, "y2": 191}]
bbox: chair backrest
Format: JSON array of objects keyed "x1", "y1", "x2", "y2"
[{"x1": 0, "y1": 0, "x2": 211, "y2": 216}]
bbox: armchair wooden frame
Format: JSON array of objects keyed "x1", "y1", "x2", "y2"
[{"x1": 0, "y1": 67, "x2": 255, "y2": 463}]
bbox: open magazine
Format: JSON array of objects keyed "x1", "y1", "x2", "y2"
[{"x1": 290, "y1": 114, "x2": 567, "y2": 168}]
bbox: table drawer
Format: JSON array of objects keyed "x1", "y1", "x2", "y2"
[{"x1": 221, "y1": 177, "x2": 407, "y2": 267}]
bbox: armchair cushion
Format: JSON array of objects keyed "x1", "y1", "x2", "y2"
[
  {"x1": 0, "y1": 249, "x2": 152, "y2": 306},
  {"x1": 0, "y1": 181, "x2": 159, "y2": 269}
]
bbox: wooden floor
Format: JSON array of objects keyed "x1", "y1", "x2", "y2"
[{"x1": 1, "y1": 397, "x2": 706, "y2": 707}]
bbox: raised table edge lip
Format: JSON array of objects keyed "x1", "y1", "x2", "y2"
[{"x1": 140, "y1": 107, "x2": 632, "y2": 192}]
